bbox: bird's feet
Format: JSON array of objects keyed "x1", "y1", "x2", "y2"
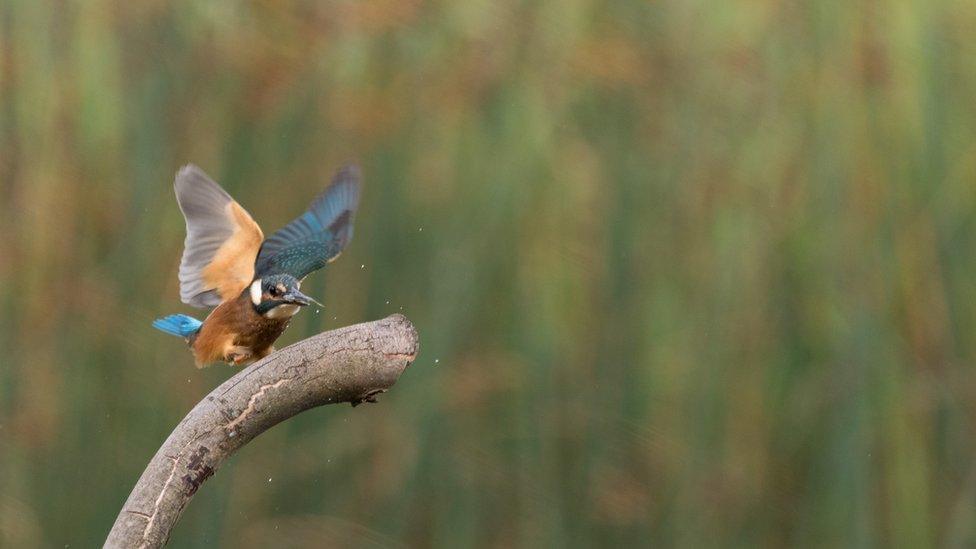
[{"x1": 224, "y1": 346, "x2": 253, "y2": 366}]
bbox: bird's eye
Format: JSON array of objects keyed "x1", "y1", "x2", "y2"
[{"x1": 268, "y1": 286, "x2": 279, "y2": 297}]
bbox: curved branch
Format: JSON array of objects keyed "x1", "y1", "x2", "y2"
[{"x1": 105, "y1": 314, "x2": 419, "y2": 548}]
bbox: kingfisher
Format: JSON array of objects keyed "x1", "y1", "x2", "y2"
[{"x1": 152, "y1": 164, "x2": 361, "y2": 367}]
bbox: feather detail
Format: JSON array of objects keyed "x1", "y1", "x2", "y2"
[
  {"x1": 175, "y1": 165, "x2": 264, "y2": 307},
  {"x1": 152, "y1": 314, "x2": 203, "y2": 338},
  {"x1": 254, "y1": 165, "x2": 361, "y2": 279}
]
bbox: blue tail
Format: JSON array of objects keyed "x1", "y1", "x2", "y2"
[{"x1": 152, "y1": 314, "x2": 203, "y2": 338}]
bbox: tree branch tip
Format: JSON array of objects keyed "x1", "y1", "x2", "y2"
[{"x1": 351, "y1": 388, "x2": 387, "y2": 407}]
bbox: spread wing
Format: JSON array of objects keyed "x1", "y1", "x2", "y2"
[
  {"x1": 174, "y1": 165, "x2": 265, "y2": 308},
  {"x1": 254, "y1": 165, "x2": 361, "y2": 280}
]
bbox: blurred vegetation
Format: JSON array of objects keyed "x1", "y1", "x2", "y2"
[{"x1": 3, "y1": 0, "x2": 976, "y2": 547}]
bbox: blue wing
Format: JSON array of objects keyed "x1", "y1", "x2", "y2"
[{"x1": 254, "y1": 165, "x2": 361, "y2": 280}]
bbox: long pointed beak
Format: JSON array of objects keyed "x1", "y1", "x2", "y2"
[{"x1": 283, "y1": 289, "x2": 319, "y2": 307}]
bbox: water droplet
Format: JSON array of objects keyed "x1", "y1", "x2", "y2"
[
  {"x1": 268, "y1": 477, "x2": 272, "y2": 482},
  {"x1": 434, "y1": 359, "x2": 440, "y2": 364},
  {"x1": 419, "y1": 227, "x2": 423, "y2": 232},
  {"x1": 360, "y1": 264, "x2": 365, "y2": 269},
  {"x1": 385, "y1": 300, "x2": 390, "y2": 305},
  {"x1": 315, "y1": 309, "x2": 321, "y2": 314}
]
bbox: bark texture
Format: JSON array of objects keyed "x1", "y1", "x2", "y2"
[{"x1": 105, "y1": 314, "x2": 419, "y2": 548}]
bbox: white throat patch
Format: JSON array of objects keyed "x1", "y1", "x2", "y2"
[
  {"x1": 264, "y1": 303, "x2": 301, "y2": 319},
  {"x1": 250, "y1": 279, "x2": 262, "y2": 305}
]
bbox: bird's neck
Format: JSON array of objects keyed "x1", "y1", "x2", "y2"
[
  {"x1": 262, "y1": 303, "x2": 301, "y2": 319},
  {"x1": 250, "y1": 294, "x2": 301, "y2": 319}
]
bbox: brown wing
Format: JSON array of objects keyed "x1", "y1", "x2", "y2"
[{"x1": 174, "y1": 165, "x2": 264, "y2": 307}]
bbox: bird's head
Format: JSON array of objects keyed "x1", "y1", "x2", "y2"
[{"x1": 249, "y1": 274, "x2": 320, "y2": 318}]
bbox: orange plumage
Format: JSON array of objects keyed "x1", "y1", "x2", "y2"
[{"x1": 189, "y1": 290, "x2": 289, "y2": 367}]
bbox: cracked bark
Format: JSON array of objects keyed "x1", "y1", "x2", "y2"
[{"x1": 105, "y1": 314, "x2": 419, "y2": 548}]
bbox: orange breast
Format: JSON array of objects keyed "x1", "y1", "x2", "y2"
[
  {"x1": 190, "y1": 290, "x2": 295, "y2": 367},
  {"x1": 190, "y1": 303, "x2": 240, "y2": 367}
]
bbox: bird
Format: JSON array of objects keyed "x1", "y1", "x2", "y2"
[{"x1": 152, "y1": 163, "x2": 361, "y2": 367}]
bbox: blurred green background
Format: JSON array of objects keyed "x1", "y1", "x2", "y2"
[{"x1": 3, "y1": 0, "x2": 976, "y2": 547}]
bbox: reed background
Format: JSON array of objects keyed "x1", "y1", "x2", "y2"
[{"x1": 3, "y1": 1, "x2": 976, "y2": 547}]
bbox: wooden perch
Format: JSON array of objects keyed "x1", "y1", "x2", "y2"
[{"x1": 105, "y1": 314, "x2": 419, "y2": 548}]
